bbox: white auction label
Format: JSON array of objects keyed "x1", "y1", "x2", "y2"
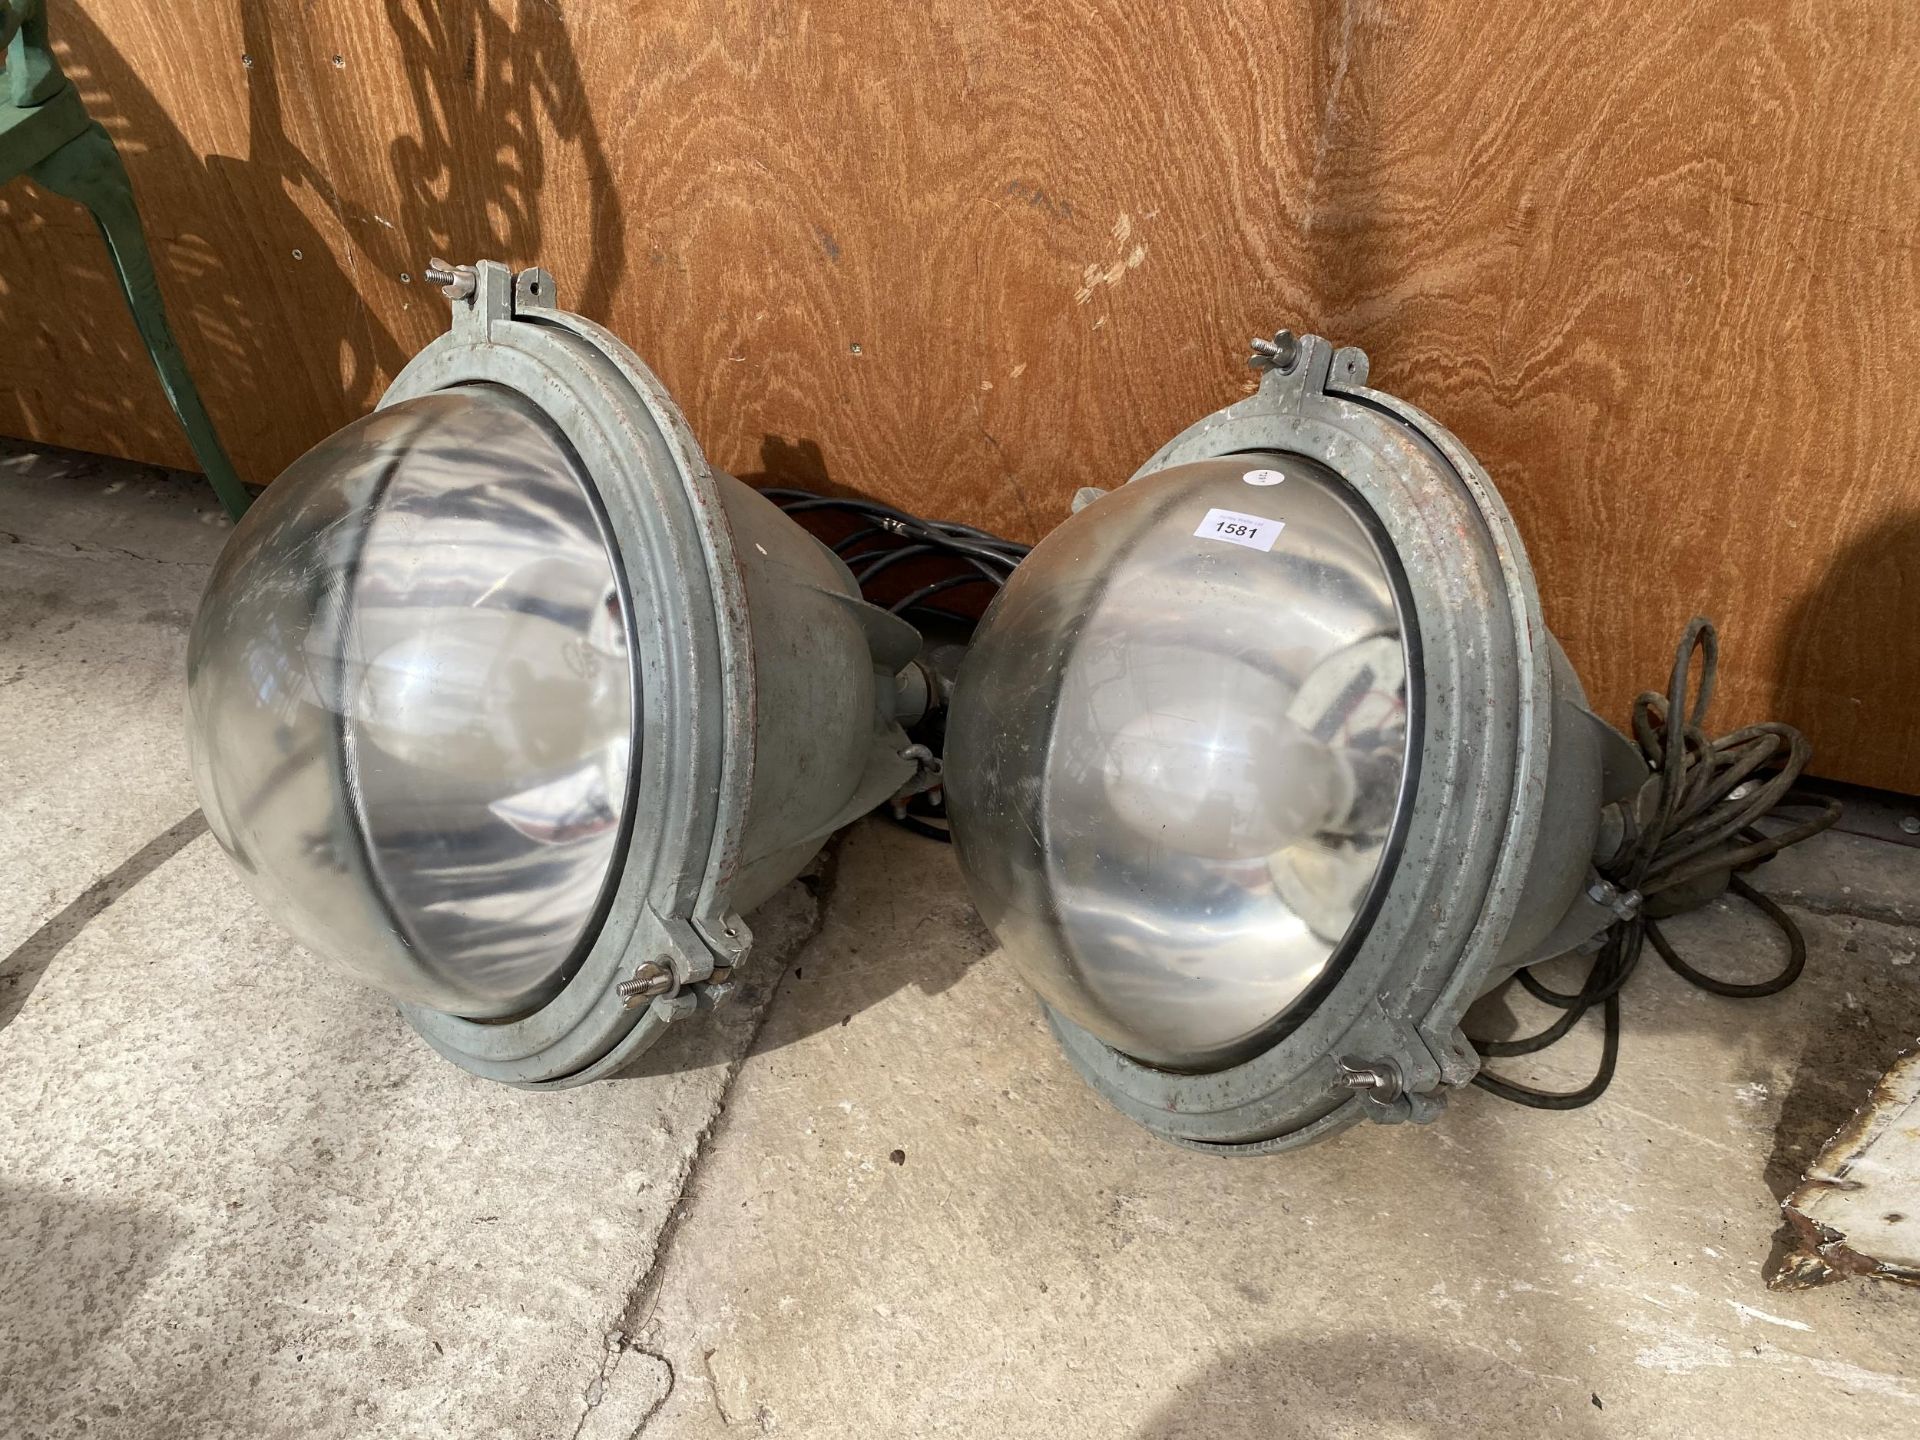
[
  {"x1": 1241, "y1": 467, "x2": 1286, "y2": 486},
  {"x1": 1194, "y1": 507, "x2": 1284, "y2": 552}
]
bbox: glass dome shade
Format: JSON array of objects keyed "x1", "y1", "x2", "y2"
[
  {"x1": 944, "y1": 453, "x2": 1416, "y2": 1071},
  {"x1": 185, "y1": 385, "x2": 636, "y2": 1019}
]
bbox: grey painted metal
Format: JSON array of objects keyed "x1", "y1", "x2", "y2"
[
  {"x1": 946, "y1": 453, "x2": 1415, "y2": 1070},
  {"x1": 186, "y1": 386, "x2": 636, "y2": 1018},
  {"x1": 190, "y1": 260, "x2": 919, "y2": 1087},
  {"x1": 952, "y1": 332, "x2": 1644, "y2": 1152}
]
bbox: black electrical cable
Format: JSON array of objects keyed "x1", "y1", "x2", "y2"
[
  {"x1": 832, "y1": 526, "x2": 888, "y2": 557},
  {"x1": 857, "y1": 544, "x2": 1007, "y2": 590},
  {"x1": 1468, "y1": 618, "x2": 1841, "y2": 1109},
  {"x1": 767, "y1": 486, "x2": 1031, "y2": 842},
  {"x1": 888, "y1": 572, "x2": 995, "y2": 616},
  {"x1": 888, "y1": 789, "x2": 956, "y2": 844},
  {"x1": 853, "y1": 543, "x2": 942, "y2": 583},
  {"x1": 763, "y1": 490, "x2": 1028, "y2": 552},
  {"x1": 767, "y1": 488, "x2": 1028, "y2": 622}
]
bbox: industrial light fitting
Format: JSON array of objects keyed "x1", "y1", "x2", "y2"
[
  {"x1": 944, "y1": 330, "x2": 1827, "y2": 1152},
  {"x1": 187, "y1": 262, "x2": 929, "y2": 1085},
  {"x1": 188, "y1": 272, "x2": 1830, "y2": 1152}
]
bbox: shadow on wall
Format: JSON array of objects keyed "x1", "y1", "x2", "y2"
[
  {"x1": 739, "y1": 433, "x2": 838, "y2": 493},
  {"x1": 0, "y1": 5, "x2": 370, "y2": 480},
  {"x1": 1771, "y1": 511, "x2": 1920, "y2": 793},
  {"x1": 383, "y1": 0, "x2": 626, "y2": 323},
  {"x1": 5, "y1": 3, "x2": 623, "y2": 480},
  {"x1": 5, "y1": 3, "x2": 404, "y2": 476},
  {"x1": 222, "y1": 4, "x2": 408, "y2": 413},
  {"x1": 1761, "y1": 513, "x2": 1920, "y2": 1269},
  {"x1": 735, "y1": 433, "x2": 1007, "y2": 622}
]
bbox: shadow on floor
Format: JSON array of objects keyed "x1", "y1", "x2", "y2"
[
  {"x1": 0, "y1": 1179, "x2": 188, "y2": 1431},
  {"x1": 610, "y1": 826, "x2": 990, "y2": 1080},
  {"x1": 1134, "y1": 1334, "x2": 1608, "y2": 1439},
  {"x1": 0, "y1": 810, "x2": 206, "y2": 1032}
]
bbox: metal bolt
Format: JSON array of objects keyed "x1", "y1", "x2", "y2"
[
  {"x1": 1248, "y1": 330, "x2": 1300, "y2": 374},
  {"x1": 1901, "y1": 816, "x2": 1920, "y2": 836},
  {"x1": 424, "y1": 257, "x2": 476, "y2": 301},
  {"x1": 1336, "y1": 1055, "x2": 1404, "y2": 1101},
  {"x1": 1588, "y1": 878, "x2": 1642, "y2": 920},
  {"x1": 617, "y1": 961, "x2": 675, "y2": 1004}
]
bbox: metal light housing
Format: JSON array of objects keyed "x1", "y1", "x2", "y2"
[
  {"x1": 945, "y1": 332, "x2": 1648, "y2": 1152},
  {"x1": 188, "y1": 262, "x2": 925, "y2": 1086}
]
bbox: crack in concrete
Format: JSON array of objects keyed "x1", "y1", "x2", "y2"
[
  {"x1": 624, "y1": 1346, "x2": 677, "y2": 1438},
  {"x1": 700, "y1": 1349, "x2": 735, "y2": 1428},
  {"x1": 568, "y1": 1333, "x2": 621, "y2": 1440},
  {"x1": 1777, "y1": 893, "x2": 1917, "y2": 931},
  {"x1": 567, "y1": 1328, "x2": 675, "y2": 1440},
  {"x1": 0, "y1": 530, "x2": 215, "y2": 570},
  {"x1": 576, "y1": 841, "x2": 846, "y2": 1438},
  {"x1": 568, "y1": 843, "x2": 1907, "y2": 1439}
]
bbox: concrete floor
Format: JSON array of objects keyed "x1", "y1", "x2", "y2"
[{"x1": 2, "y1": 443, "x2": 1916, "y2": 1438}]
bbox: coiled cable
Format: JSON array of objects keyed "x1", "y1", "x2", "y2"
[
  {"x1": 1470, "y1": 618, "x2": 1841, "y2": 1109},
  {"x1": 761, "y1": 489, "x2": 1027, "y2": 622}
]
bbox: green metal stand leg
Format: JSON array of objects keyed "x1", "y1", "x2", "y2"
[{"x1": 27, "y1": 122, "x2": 252, "y2": 520}]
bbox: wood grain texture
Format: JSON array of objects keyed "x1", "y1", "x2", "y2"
[
  {"x1": 1303, "y1": 1, "x2": 1920, "y2": 792},
  {"x1": 2, "y1": 2, "x2": 1916, "y2": 788}
]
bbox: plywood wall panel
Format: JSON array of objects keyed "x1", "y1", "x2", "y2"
[
  {"x1": 1304, "y1": 1, "x2": 1920, "y2": 791},
  {"x1": 3, "y1": 2, "x2": 1917, "y2": 788}
]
